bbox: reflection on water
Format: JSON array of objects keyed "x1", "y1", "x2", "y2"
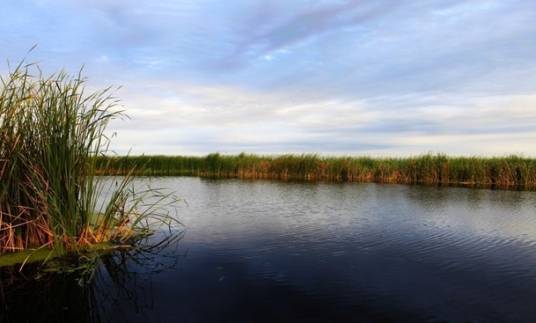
[
  {"x1": 0, "y1": 232, "x2": 182, "y2": 323},
  {"x1": 3, "y1": 178, "x2": 536, "y2": 322}
]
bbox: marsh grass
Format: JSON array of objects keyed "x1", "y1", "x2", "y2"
[
  {"x1": 98, "y1": 153, "x2": 536, "y2": 190},
  {"x1": 0, "y1": 61, "x2": 176, "y2": 255}
]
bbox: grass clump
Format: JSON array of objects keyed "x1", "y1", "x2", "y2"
[{"x1": 0, "y1": 61, "x2": 174, "y2": 255}]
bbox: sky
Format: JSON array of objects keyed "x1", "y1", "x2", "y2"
[{"x1": 1, "y1": 0, "x2": 535, "y2": 156}]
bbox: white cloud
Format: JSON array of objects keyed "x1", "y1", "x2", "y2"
[{"x1": 102, "y1": 77, "x2": 536, "y2": 155}]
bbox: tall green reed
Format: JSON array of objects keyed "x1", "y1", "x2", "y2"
[{"x1": 0, "y1": 61, "x2": 173, "y2": 254}]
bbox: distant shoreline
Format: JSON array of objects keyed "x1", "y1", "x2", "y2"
[{"x1": 96, "y1": 154, "x2": 536, "y2": 191}]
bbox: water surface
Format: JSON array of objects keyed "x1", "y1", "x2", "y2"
[{"x1": 3, "y1": 177, "x2": 536, "y2": 323}]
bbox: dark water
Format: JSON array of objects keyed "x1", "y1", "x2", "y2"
[{"x1": 3, "y1": 178, "x2": 536, "y2": 323}]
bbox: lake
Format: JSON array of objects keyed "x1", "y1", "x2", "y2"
[{"x1": 3, "y1": 177, "x2": 536, "y2": 322}]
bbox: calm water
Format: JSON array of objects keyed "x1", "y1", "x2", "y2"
[{"x1": 3, "y1": 177, "x2": 536, "y2": 322}]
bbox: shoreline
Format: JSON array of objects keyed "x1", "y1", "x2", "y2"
[{"x1": 96, "y1": 154, "x2": 536, "y2": 191}]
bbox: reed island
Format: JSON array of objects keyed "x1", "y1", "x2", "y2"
[{"x1": 0, "y1": 62, "x2": 172, "y2": 264}]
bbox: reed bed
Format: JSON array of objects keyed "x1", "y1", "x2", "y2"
[
  {"x1": 97, "y1": 153, "x2": 536, "y2": 190},
  {"x1": 0, "y1": 61, "x2": 173, "y2": 255}
]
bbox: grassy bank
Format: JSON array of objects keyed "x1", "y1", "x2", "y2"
[
  {"x1": 0, "y1": 61, "x2": 173, "y2": 256},
  {"x1": 97, "y1": 154, "x2": 536, "y2": 189}
]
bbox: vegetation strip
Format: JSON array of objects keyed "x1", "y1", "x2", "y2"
[
  {"x1": 0, "y1": 243, "x2": 120, "y2": 268},
  {"x1": 97, "y1": 154, "x2": 536, "y2": 190}
]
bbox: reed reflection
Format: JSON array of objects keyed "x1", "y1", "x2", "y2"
[{"x1": 0, "y1": 232, "x2": 183, "y2": 323}]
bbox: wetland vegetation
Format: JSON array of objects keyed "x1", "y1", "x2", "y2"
[{"x1": 97, "y1": 153, "x2": 536, "y2": 190}]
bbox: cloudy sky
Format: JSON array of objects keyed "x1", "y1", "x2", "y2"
[{"x1": 1, "y1": 0, "x2": 535, "y2": 156}]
